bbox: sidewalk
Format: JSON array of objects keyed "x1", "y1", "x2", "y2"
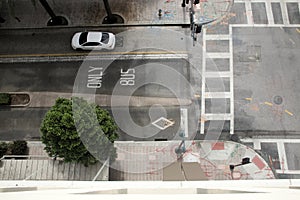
[
  {"x1": 27, "y1": 92, "x2": 192, "y2": 108},
  {"x1": 0, "y1": 141, "x2": 109, "y2": 181},
  {"x1": 0, "y1": 0, "x2": 189, "y2": 28},
  {"x1": 111, "y1": 140, "x2": 276, "y2": 180},
  {"x1": 0, "y1": 0, "x2": 232, "y2": 29}
]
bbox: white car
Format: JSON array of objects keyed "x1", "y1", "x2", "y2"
[{"x1": 71, "y1": 31, "x2": 115, "y2": 50}]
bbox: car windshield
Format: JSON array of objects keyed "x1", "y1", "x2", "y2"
[
  {"x1": 79, "y1": 32, "x2": 88, "y2": 45},
  {"x1": 101, "y1": 33, "x2": 109, "y2": 44}
]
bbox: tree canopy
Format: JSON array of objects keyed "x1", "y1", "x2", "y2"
[{"x1": 40, "y1": 97, "x2": 119, "y2": 166}]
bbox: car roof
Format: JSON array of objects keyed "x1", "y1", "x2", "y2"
[{"x1": 86, "y1": 32, "x2": 102, "y2": 43}]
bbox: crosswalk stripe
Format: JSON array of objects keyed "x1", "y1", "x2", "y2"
[
  {"x1": 205, "y1": 35, "x2": 231, "y2": 40},
  {"x1": 203, "y1": 113, "x2": 232, "y2": 120},
  {"x1": 265, "y1": 1, "x2": 275, "y2": 24},
  {"x1": 280, "y1": 1, "x2": 290, "y2": 25},
  {"x1": 205, "y1": 71, "x2": 231, "y2": 78},
  {"x1": 206, "y1": 52, "x2": 231, "y2": 58},
  {"x1": 245, "y1": 1, "x2": 254, "y2": 25},
  {"x1": 205, "y1": 92, "x2": 231, "y2": 98}
]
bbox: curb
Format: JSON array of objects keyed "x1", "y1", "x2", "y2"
[{"x1": 0, "y1": 23, "x2": 191, "y2": 31}]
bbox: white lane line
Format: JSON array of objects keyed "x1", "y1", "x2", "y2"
[
  {"x1": 265, "y1": 1, "x2": 275, "y2": 25},
  {"x1": 280, "y1": 0, "x2": 290, "y2": 25},
  {"x1": 205, "y1": 35, "x2": 231, "y2": 40},
  {"x1": 206, "y1": 52, "x2": 231, "y2": 58},
  {"x1": 201, "y1": 28, "x2": 207, "y2": 134},
  {"x1": 229, "y1": 26, "x2": 234, "y2": 135},
  {"x1": 245, "y1": 0, "x2": 254, "y2": 25}
]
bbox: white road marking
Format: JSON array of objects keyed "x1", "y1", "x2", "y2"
[
  {"x1": 206, "y1": 52, "x2": 231, "y2": 58},
  {"x1": 241, "y1": 138, "x2": 300, "y2": 173},
  {"x1": 277, "y1": 141, "x2": 289, "y2": 172},
  {"x1": 152, "y1": 117, "x2": 174, "y2": 130},
  {"x1": 201, "y1": 26, "x2": 234, "y2": 134},
  {"x1": 235, "y1": 0, "x2": 299, "y2": 3},
  {"x1": 231, "y1": 24, "x2": 299, "y2": 27},
  {"x1": 204, "y1": 113, "x2": 231, "y2": 120},
  {"x1": 245, "y1": 0, "x2": 254, "y2": 25},
  {"x1": 229, "y1": 26, "x2": 234, "y2": 135},
  {"x1": 265, "y1": 1, "x2": 275, "y2": 25},
  {"x1": 205, "y1": 92, "x2": 231, "y2": 98},
  {"x1": 205, "y1": 35, "x2": 231, "y2": 40},
  {"x1": 205, "y1": 71, "x2": 231, "y2": 78},
  {"x1": 280, "y1": 0, "x2": 290, "y2": 25},
  {"x1": 180, "y1": 108, "x2": 188, "y2": 137},
  {"x1": 200, "y1": 28, "x2": 207, "y2": 134}
]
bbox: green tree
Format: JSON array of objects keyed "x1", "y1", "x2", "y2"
[
  {"x1": 40, "y1": 97, "x2": 119, "y2": 166},
  {"x1": 0, "y1": 93, "x2": 11, "y2": 105}
]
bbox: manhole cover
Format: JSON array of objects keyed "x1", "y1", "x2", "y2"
[{"x1": 273, "y1": 95, "x2": 283, "y2": 105}]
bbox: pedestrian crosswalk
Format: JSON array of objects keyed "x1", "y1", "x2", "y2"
[
  {"x1": 200, "y1": 0, "x2": 299, "y2": 136},
  {"x1": 201, "y1": 28, "x2": 234, "y2": 134},
  {"x1": 233, "y1": 0, "x2": 300, "y2": 25}
]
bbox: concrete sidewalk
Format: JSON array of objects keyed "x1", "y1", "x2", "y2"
[
  {"x1": 27, "y1": 92, "x2": 192, "y2": 108},
  {"x1": 0, "y1": 0, "x2": 189, "y2": 28},
  {"x1": 0, "y1": 0, "x2": 232, "y2": 29}
]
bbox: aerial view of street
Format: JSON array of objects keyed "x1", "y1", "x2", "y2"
[{"x1": 0, "y1": 0, "x2": 300, "y2": 198}]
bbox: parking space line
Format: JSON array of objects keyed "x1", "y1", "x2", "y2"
[
  {"x1": 245, "y1": 0, "x2": 254, "y2": 25},
  {"x1": 265, "y1": 1, "x2": 275, "y2": 24},
  {"x1": 280, "y1": 0, "x2": 290, "y2": 25}
]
